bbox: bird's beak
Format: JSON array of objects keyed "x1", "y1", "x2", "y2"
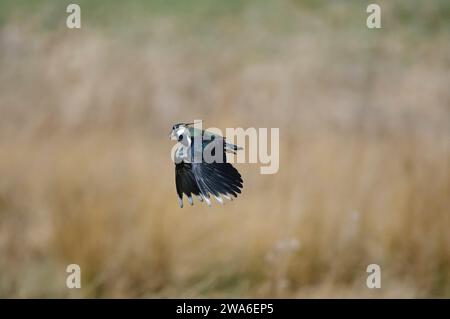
[{"x1": 169, "y1": 131, "x2": 177, "y2": 140}]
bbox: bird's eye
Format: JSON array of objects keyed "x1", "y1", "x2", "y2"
[{"x1": 178, "y1": 135, "x2": 183, "y2": 141}]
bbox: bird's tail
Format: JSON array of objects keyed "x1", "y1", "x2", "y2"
[{"x1": 225, "y1": 142, "x2": 243, "y2": 154}]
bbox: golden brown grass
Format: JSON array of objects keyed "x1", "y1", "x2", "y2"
[{"x1": 0, "y1": 1, "x2": 449, "y2": 297}]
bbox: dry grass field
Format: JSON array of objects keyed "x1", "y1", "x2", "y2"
[{"x1": 0, "y1": 0, "x2": 449, "y2": 297}]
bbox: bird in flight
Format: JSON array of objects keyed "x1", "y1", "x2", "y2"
[{"x1": 170, "y1": 122, "x2": 243, "y2": 207}]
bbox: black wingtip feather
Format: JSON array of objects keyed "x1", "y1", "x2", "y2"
[{"x1": 175, "y1": 155, "x2": 243, "y2": 207}]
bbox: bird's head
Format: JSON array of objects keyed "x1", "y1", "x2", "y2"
[{"x1": 170, "y1": 123, "x2": 193, "y2": 146}]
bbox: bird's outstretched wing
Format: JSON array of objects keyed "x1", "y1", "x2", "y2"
[
  {"x1": 175, "y1": 161, "x2": 243, "y2": 207},
  {"x1": 192, "y1": 162, "x2": 243, "y2": 206}
]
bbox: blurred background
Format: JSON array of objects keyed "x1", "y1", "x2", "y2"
[{"x1": 0, "y1": 0, "x2": 449, "y2": 298}]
